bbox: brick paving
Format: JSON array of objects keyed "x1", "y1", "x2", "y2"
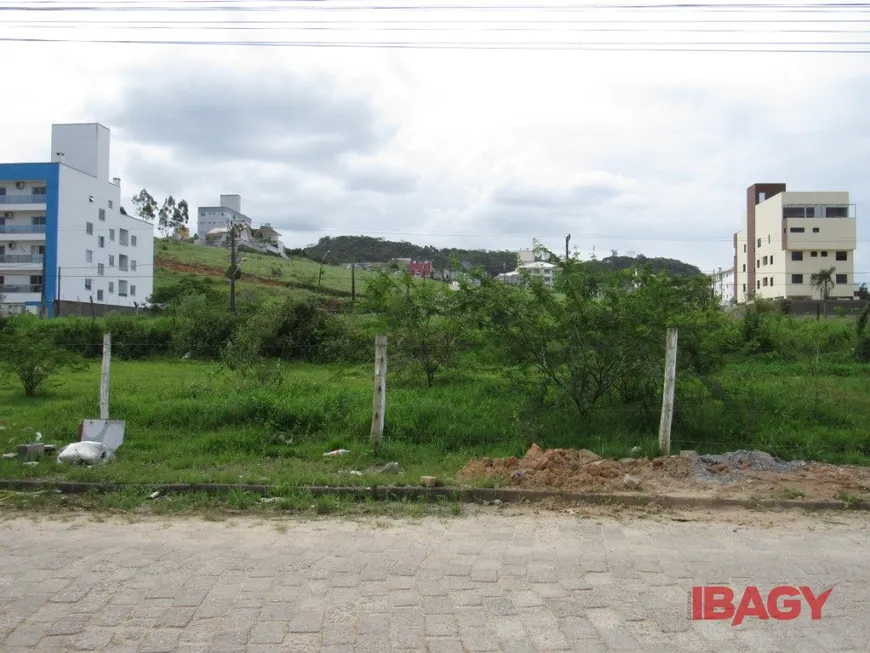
[{"x1": 0, "y1": 510, "x2": 868, "y2": 652}]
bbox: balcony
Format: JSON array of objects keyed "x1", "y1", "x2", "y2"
[
  {"x1": 0, "y1": 224, "x2": 46, "y2": 234},
  {"x1": 0, "y1": 284, "x2": 42, "y2": 293},
  {"x1": 0, "y1": 254, "x2": 43, "y2": 266},
  {"x1": 0, "y1": 194, "x2": 47, "y2": 205}
]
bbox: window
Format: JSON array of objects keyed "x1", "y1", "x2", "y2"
[
  {"x1": 763, "y1": 256, "x2": 768, "y2": 265},
  {"x1": 85, "y1": 278, "x2": 92, "y2": 290},
  {"x1": 98, "y1": 208, "x2": 106, "y2": 222},
  {"x1": 784, "y1": 206, "x2": 805, "y2": 218},
  {"x1": 109, "y1": 229, "x2": 115, "y2": 241},
  {"x1": 810, "y1": 251, "x2": 818, "y2": 257},
  {"x1": 0, "y1": 187, "x2": 5, "y2": 195},
  {"x1": 742, "y1": 263, "x2": 746, "y2": 272},
  {"x1": 757, "y1": 238, "x2": 762, "y2": 247},
  {"x1": 119, "y1": 280, "x2": 128, "y2": 297},
  {"x1": 98, "y1": 263, "x2": 105, "y2": 276},
  {"x1": 131, "y1": 235, "x2": 137, "y2": 247},
  {"x1": 756, "y1": 280, "x2": 761, "y2": 289},
  {"x1": 806, "y1": 206, "x2": 815, "y2": 217},
  {"x1": 756, "y1": 260, "x2": 760, "y2": 269},
  {"x1": 86, "y1": 222, "x2": 94, "y2": 235},
  {"x1": 770, "y1": 255, "x2": 773, "y2": 265},
  {"x1": 836, "y1": 251, "x2": 848, "y2": 261},
  {"x1": 119, "y1": 228, "x2": 129, "y2": 246},
  {"x1": 826, "y1": 206, "x2": 848, "y2": 218},
  {"x1": 31, "y1": 216, "x2": 46, "y2": 226},
  {"x1": 85, "y1": 250, "x2": 93, "y2": 263},
  {"x1": 108, "y1": 200, "x2": 113, "y2": 209},
  {"x1": 109, "y1": 255, "x2": 115, "y2": 267},
  {"x1": 742, "y1": 284, "x2": 746, "y2": 292},
  {"x1": 789, "y1": 227, "x2": 805, "y2": 233},
  {"x1": 98, "y1": 236, "x2": 105, "y2": 248},
  {"x1": 30, "y1": 275, "x2": 43, "y2": 286},
  {"x1": 791, "y1": 274, "x2": 804, "y2": 284},
  {"x1": 836, "y1": 274, "x2": 847, "y2": 284},
  {"x1": 131, "y1": 260, "x2": 137, "y2": 271},
  {"x1": 109, "y1": 282, "x2": 114, "y2": 294},
  {"x1": 31, "y1": 245, "x2": 44, "y2": 255},
  {"x1": 743, "y1": 244, "x2": 747, "y2": 253},
  {"x1": 97, "y1": 289, "x2": 104, "y2": 301},
  {"x1": 763, "y1": 278, "x2": 768, "y2": 287},
  {"x1": 768, "y1": 235, "x2": 771, "y2": 244},
  {"x1": 32, "y1": 186, "x2": 46, "y2": 195},
  {"x1": 821, "y1": 251, "x2": 828, "y2": 257},
  {"x1": 791, "y1": 251, "x2": 803, "y2": 261},
  {"x1": 130, "y1": 285, "x2": 136, "y2": 297},
  {"x1": 812, "y1": 227, "x2": 820, "y2": 233}
]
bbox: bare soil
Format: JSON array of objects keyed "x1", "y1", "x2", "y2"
[
  {"x1": 459, "y1": 444, "x2": 870, "y2": 502},
  {"x1": 156, "y1": 258, "x2": 287, "y2": 287}
]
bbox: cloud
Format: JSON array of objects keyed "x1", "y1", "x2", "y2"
[{"x1": 107, "y1": 67, "x2": 391, "y2": 170}]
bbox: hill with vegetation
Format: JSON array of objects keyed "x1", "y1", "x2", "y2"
[
  {"x1": 295, "y1": 235, "x2": 520, "y2": 278},
  {"x1": 586, "y1": 254, "x2": 704, "y2": 278}
]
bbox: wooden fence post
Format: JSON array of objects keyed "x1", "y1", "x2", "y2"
[
  {"x1": 370, "y1": 335, "x2": 387, "y2": 447},
  {"x1": 658, "y1": 327, "x2": 678, "y2": 456},
  {"x1": 100, "y1": 332, "x2": 112, "y2": 420}
]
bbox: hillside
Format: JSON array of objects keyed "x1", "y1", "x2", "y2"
[
  {"x1": 297, "y1": 235, "x2": 519, "y2": 278},
  {"x1": 586, "y1": 254, "x2": 703, "y2": 278},
  {"x1": 152, "y1": 240, "x2": 368, "y2": 304}
]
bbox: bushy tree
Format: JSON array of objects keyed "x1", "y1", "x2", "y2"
[
  {"x1": 0, "y1": 331, "x2": 85, "y2": 396},
  {"x1": 366, "y1": 271, "x2": 469, "y2": 387},
  {"x1": 460, "y1": 254, "x2": 725, "y2": 416}
]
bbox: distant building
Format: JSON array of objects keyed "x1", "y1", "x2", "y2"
[
  {"x1": 711, "y1": 266, "x2": 735, "y2": 306},
  {"x1": 196, "y1": 194, "x2": 285, "y2": 257},
  {"x1": 734, "y1": 183, "x2": 857, "y2": 303},
  {"x1": 495, "y1": 259, "x2": 558, "y2": 287},
  {"x1": 408, "y1": 260, "x2": 433, "y2": 278},
  {"x1": 0, "y1": 122, "x2": 153, "y2": 317}
]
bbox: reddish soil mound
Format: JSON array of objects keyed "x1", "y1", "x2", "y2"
[
  {"x1": 157, "y1": 258, "x2": 287, "y2": 287},
  {"x1": 459, "y1": 444, "x2": 870, "y2": 502}
]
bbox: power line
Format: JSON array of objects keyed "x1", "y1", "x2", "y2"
[{"x1": 4, "y1": 36, "x2": 870, "y2": 50}]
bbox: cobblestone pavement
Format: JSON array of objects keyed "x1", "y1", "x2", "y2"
[{"x1": 0, "y1": 509, "x2": 868, "y2": 652}]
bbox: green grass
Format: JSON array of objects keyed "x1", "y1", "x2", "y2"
[
  {"x1": 154, "y1": 240, "x2": 371, "y2": 297},
  {"x1": 1, "y1": 355, "x2": 870, "y2": 490}
]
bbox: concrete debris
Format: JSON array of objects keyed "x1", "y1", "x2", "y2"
[
  {"x1": 259, "y1": 497, "x2": 281, "y2": 503},
  {"x1": 623, "y1": 474, "x2": 643, "y2": 490},
  {"x1": 323, "y1": 449, "x2": 351, "y2": 456},
  {"x1": 149, "y1": 491, "x2": 161, "y2": 499},
  {"x1": 420, "y1": 476, "x2": 436, "y2": 487},
  {"x1": 57, "y1": 441, "x2": 111, "y2": 465},
  {"x1": 691, "y1": 450, "x2": 806, "y2": 484}
]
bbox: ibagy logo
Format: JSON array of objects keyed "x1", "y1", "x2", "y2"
[{"x1": 689, "y1": 586, "x2": 833, "y2": 626}]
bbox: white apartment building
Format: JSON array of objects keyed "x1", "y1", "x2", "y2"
[
  {"x1": 196, "y1": 194, "x2": 285, "y2": 257},
  {"x1": 734, "y1": 183, "x2": 857, "y2": 304},
  {"x1": 0, "y1": 123, "x2": 154, "y2": 316},
  {"x1": 496, "y1": 260, "x2": 558, "y2": 287},
  {"x1": 711, "y1": 266, "x2": 735, "y2": 306}
]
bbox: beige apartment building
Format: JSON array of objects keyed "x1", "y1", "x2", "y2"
[{"x1": 734, "y1": 183, "x2": 857, "y2": 304}]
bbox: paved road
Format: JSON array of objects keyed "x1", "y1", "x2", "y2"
[{"x1": 0, "y1": 508, "x2": 868, "y2": 652}]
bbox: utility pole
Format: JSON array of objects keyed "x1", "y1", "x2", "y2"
[
  {"x1": 351, "y1": 258, "x2": 356, "y2": 302},
  {"x1": 565, "y1": 234, "x2": 571, "y2": 263},
  {"x1": 39, "y1": 250, "x2": 47, "y2": 318},
  {"x1": 228, "y1": 222, "x2": 241, "y2": 314},
  {"x1": 317, "y1": 249, "x2": 330, "y2": 291}
]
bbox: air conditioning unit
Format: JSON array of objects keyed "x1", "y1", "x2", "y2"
[
  {"x1": 3, "y1": 212, "x2": 12, "y2": 218},
  {"x1": 15, "y1": 182, "x2": 25, "y2": 189},
  {"x1": 8, "y1": 242, "x2": 16, "y2": 250}
]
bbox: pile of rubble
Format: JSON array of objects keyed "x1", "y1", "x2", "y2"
[{"x1": 459, "y1": 443, "x2": 870, "y2": 502}]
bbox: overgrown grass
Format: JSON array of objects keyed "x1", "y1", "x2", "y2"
[{"x1": 1, "y1": 352, "x2": 870, "y2": 488}]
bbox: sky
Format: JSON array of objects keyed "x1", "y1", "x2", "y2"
[{"x1": 0, "y1": 0, "x2": 869, "y2": 284}]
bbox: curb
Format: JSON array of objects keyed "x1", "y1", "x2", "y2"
[{"x1": 0, "y1": 479, "x2": 868, "y2": 511}]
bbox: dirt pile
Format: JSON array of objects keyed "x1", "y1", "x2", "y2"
[{"x1": 458, "y1": 444, "x2": 870, "y2": 502}]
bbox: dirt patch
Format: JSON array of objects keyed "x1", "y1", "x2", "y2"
[
  {"x1": 459, "y1": 443, "x2": 870, "y2": 502},
  {"x1": 156, "y1": 258, "x2": 287, "y2": 287}
]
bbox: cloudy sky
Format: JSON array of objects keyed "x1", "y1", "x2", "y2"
[{"x1": 1, "y1": 0, "x2": 868, "y2": 283}]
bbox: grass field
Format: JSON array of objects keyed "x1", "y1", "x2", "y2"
[
  {"x1": 154, "y1": 240, "x2": 371, "y2": 298},
  {"x1": 1, "y1": 354, "x2": 870, "y2": 489}
]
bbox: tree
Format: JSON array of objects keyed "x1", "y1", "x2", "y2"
[
  {"x1": 366, "y1": 271, "x2": 468, "y2": 387},
  {"x1": 810, "y1": 267, "x2": 836, "y2": 315},
  {"x1": 0, "y1": 332, "x2": 85, "y2": 396},
  {"x1": 158, "y1": 195, "x2": 190, "y2": 237},
  {"x1": 461, "y1": 252, "x2": 724, "y2": 418},
  {"x1": 131, "y1": 189, "x2": 157, "y2": 222}
]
